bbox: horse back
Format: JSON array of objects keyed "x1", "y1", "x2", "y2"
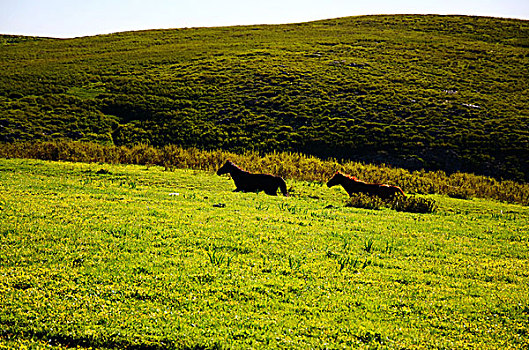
[
  {"x1": 343, "y1": 180, "x2": 377, "y2": 196},
  {"x1": 234, "y1": 172, "x2": 287, "y2": 196},
  {"x1": 377, "y1": 184, "x2": 406, "y2": 199}
]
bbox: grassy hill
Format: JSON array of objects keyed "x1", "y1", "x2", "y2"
[
  {"x1": 1, "y1": 15, "x2": 528, "y2": 181},
  {"x1": 1, "y1": 158, "x2": 528, "y2": 348}
]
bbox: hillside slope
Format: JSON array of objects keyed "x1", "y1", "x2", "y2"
[{"x1": 1, "y1": 15, "x2": 528, "y2": 180}]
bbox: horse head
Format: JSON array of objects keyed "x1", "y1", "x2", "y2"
[
  {"x1": 326, "y1": 172, "x2": 344, "y2": 187},
  {"x1": 216, "y1": 160, "x2": 234, "y2": 175}
]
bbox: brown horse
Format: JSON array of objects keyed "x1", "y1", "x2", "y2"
[
  {"x1": 326, "y1": 172, "x2": 405, "y2": 199},
  {"x1": 217, "y1": 160, "x2": 288, "y2": 196}
]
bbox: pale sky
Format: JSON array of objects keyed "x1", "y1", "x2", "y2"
[{"x1": 1, "y1": 0, "x2": 528, "y2": 38}]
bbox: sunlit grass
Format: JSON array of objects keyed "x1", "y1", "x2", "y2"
[{"x1": 1, "y1": 158, "x2": 528, "y2": 348}]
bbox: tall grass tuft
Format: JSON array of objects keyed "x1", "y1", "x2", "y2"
[
  {"x1": 346, "y1": 193, "x2": 385, "y2": 210},
  {"x1": 391, "y1": 196, "x2": 438, "y2": 213}
]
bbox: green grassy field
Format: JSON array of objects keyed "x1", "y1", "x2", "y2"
[{"x1": 1, "y1": 158, "x2": 528, "y2": 348}]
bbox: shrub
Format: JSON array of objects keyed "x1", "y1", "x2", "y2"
[
  {"x1": 446, "y1": 188, "x2": 473, "y2": 200},
  {"x1": 390, "y1": 196, "x2": 437, "y2": 214},
  {"x1": 345, "y1": 193, "x2": 385, "y2": 210},
  {"x1": 344, "y1": 193, "x2": 437, "y2": 214}
]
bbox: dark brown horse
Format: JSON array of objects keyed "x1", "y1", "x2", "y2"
[
  {"x1": 326, "y1": 172, "x2": 405, "y2": 199},
  {"x1": 217, "y1": 160, "x2": 288, "y2": 196}
]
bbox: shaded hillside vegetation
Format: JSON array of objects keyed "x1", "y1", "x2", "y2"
[{"x1": 1, "y1": 15, "x2": 528, "y2": 181}]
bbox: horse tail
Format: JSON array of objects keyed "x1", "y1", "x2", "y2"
[
  {"x1": 396, "y1": 186, "x2": 406, "y2": 197},
  {"x1": 278, "y1": 177, "x2": 288, "y2": 196}
]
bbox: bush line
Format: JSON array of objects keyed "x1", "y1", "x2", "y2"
[{"x1": 1, "y1": 140, "x2": 527, "y2": 205}]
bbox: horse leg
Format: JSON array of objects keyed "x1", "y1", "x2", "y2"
[{"x1": 278, "y1": 178, "x2": 288, "y2": 196}]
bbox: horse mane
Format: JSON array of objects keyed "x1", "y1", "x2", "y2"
[
  {"x1": 338, "y1": 172, "x2": 389, "y2": 186},
  {"x1": 226, "y1": 160, "x2": 246, "y2": 172},
  {"x1": 330, "y1": 171, "x2": 405, "y2": 198},
  {"x1": 336, "y1": 172, "x2": 359, "y2": 182}
]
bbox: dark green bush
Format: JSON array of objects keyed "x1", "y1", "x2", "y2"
[
  {"x1": 344, "y1": 193, "x2": 438, "y2": 213},
  {"x1": 391, "y1": 196, "x2": 438, "y2": 214},
  {"x1": 345, "y1": 193, "x2": 385, "y2": 210},
  {"x1": 446, "y1": 187, "x2": 473, "y2": 200}
]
